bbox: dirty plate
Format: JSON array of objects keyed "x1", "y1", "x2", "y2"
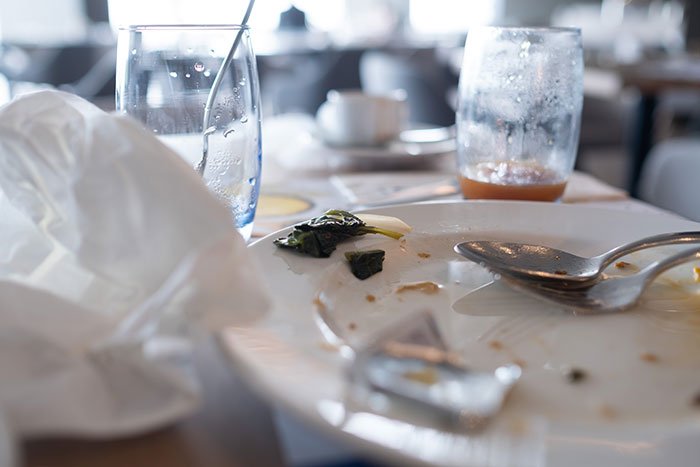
[{"x1": 219, "y1": 201, "x2": 700, "y2": 467}]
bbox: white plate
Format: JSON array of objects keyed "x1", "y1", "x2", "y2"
[{"x1": 220, "y1": 201, "x2": 700, "y2": 466}]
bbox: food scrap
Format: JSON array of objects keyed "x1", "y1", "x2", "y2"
[
  {"x1": 395, "y1": 281, "x2": 440, "y2": 295},
  {"x1": 365, "y1": 294, "x2": 376, "y2": 302},
  {"x1": 345, "y1": 250, "x2": 385, "y2": 280},
  {"x1": 555, "y1": 270, "x2": 568, "y2": 275},
  {"x1": 274, "y1": 210, "x2": 408, "y2": 258},
  {"x1": 402, "y1": 365, "x2": 439, "y2": 385},
  {"x1": 615, "y1": 261, "x2": 632, "y2": 269},
  {"x1": 639, "y1": 352, "x2": 659, "y2": 363},
  {"x1": 417, "y1": 252, "x2": 431, "y2": 258},
  {"x1": 489, "y1": 340, "x2": 504, "y2": 350},
  {"x1": 597, "y1": 404, "x2": 617, "y2": 419},
  {"x1": 694, "y1": 266, "x2": 700, "y2": 283},
  {"x1": 691, "y1": 392, "x2": 700, "y2": 408},
  {"x1": 563, "y1": 367, "x2": 587, "y2": 383},
  {"x1": 348, "y1": 322, "x2": 357, "y2": 330}
]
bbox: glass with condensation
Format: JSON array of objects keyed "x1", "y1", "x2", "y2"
[
  {"x1": 116, "y1": 25, "x2": 262, "y2": 240},
  {"x1": 456, "y1": 27, "x2": 583, "y2": 201}
]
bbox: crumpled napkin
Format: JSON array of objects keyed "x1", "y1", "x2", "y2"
[{"x1": 0, "y1": 91, "x2": 269, "y2": 439}]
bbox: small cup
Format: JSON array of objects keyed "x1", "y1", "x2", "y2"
[
  {"x1": 456, "y1": 27, "x2": 583, "y2": 201},
  {"x1": 316, "y1": 90, "x2": 407, "y2": 147}
]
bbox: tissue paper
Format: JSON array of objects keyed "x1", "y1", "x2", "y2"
[{"x1": 0, "y1": 91, "x2": 269, "y2": 438}]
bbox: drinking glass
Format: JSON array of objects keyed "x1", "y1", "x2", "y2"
[
  {"x1": 116, "y1": 25, "x2": 262, "y2": 240},
  {"x1": 456, "y1": 27, "x2": 583, "y2": 201}
]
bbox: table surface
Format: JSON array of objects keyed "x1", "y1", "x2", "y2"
[{"x1": 19, "y1": 135, "x2": 681, "y2": 467}]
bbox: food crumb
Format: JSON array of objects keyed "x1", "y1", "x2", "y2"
[
  {"x1": 365, "y1": 294, "x2": 376, "y2": 303},
  {"x1": 615, "y1": 261, "x2": 632, "y2": 269},
  {"x1": 513, "y1": 359, "x2": 526, "y2": 368},
  {"x1": 564, "y1": 367, "x2": 587, "y2": 383},
  {"x1": 489, "y1": 340, "x2": 503, "y2": 350},
  {"x1": 312, "y1": 297, "x2": 326, "y2": 312},
  {"x1": 403, "y1": 366, "x2": 439, "y2": 385},
  {"x1": 640, "y1": 352, "x2": 659, "y2": 363},
  {"x1": 348, "y1": 322, "x2": 357, "y2": 331},
  {"x1": 395, "y1": 281, "x2": 440, "y2": 295},
  {"x1": 691, "y1": 392, "x2": 700, "y2": 408},
  {"x1": 417, "y1": 252, "x2": 431, "y2": 258},
  {"x1": 555, "y1": 255, "x2": 561, "y2": 260},
  {"x1": 694, "y1": 266, "x2": 700, "y2": 283},
  {"x1": 317, "y1": 340, "x2": 340, "y2": 352},
  {"x1": 555, "y1": 270, "x2": 568, "y2": 275},
  {"x1": 598, "y1": 404, "x2": 617, "y2": 419}
]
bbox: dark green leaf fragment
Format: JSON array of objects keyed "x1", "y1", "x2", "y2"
[
  {"x1": 273, "y1": 209, "x2": 403, "y2": 258},
  {"x1": 345, "y1": 249, "x2": 385, "y2": 280}
]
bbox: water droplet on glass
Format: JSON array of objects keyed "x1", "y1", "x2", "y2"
[
  {"x1": 548, "y1": 139, "x2": 554, "y2": 145},
  {"x1": 169, "y1": 71, "x2": 178, "y2": 78},
  {"x1": 204, "y1": 126, "x2": 217, "y2": 136},
  {"x1": 194, "y1": 62, "x2": 205, "y2": 72},
  {"x1": 186, "y1": 47, "x2": 193, "y2": 54},
  {"x1": 185, "y1": 73, "x2": 191, "y2": 78},
  {"x1": 131, "y1": 48, "x2": 137, "y2": 55},
  {"x1": 248, "y1": 177, "x2": 256, "y2": 186},
  {"x1": 515, "y1": 96, "x2": 521, "y2": 103},
  {"x1": 209, "y1": 49, "x2": 216, "y2": 56},
  {"x1": 507, "y1": 136, "x2": 513, "y2": 144},
  {"x1": 239, "y1": 78, "x2": 247, "y2": 86},
  {"x1": 240, "y1": 116, "x2": 249, "y2": 123},
  {"x1": 224, "y1": 127, "x2": 235, "y2": 137},
  {"x1": 519, "y1": 39, "x2": 531, "y2": 58},
  {"x1": 203, "y1": 70, "x2": 211, "y2": 77}
]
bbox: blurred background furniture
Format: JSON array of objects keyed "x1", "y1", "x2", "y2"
[{"x1": 638, "y1": 137, "x2": 700, "y2": 221}]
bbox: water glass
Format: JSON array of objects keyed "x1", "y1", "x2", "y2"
[
  {"x1": 116, "y1": 24, "x2": 262, "y2": 240},
  {"x1": 456, "y1": 27, "x2": 583, "y2": 201}
]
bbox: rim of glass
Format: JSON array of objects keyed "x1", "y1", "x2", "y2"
[
  {"x1": 119, "y1": 24, "x2": 249, "y2": 31},
  {"x1": 472, "y1": 25, "x2": 581, "y2": 34}
]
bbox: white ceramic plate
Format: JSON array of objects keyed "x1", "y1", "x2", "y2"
[{"x1": 220, "y1": 201, "x2": 700, "y2": 466}]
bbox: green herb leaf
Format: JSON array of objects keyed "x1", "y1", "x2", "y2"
[
  {"x1": 273, "y1": 209, "x2": 406, "y2": 258},
  {"x1": 345, "y1": 250, "x2": 385, "y2": 280}
]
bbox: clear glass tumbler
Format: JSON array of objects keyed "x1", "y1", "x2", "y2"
[
  {"x1": 116, "y1": 24, "x2": 262, "y2": 240},
  {"x1": 456, "y1": 27, "x2": 583, "y2": 201}
]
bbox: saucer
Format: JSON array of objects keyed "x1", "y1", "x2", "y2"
[{"x1": 316, "y1": 124, "x2": 456, "y2": 169}]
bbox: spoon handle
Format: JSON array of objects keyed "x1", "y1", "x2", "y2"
[
  {"x1": 599, "y1": 231, "x2": 700, "y2": 270},
  {"x1": 638, "y1": 246, "x2": 700, "y2": 287}
]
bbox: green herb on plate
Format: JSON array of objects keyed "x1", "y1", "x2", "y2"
[
  {"x1": 274, "y1": 209, "x2": 410, "y2": 258},
  {"x1": 345, "y1": 250, "x2": 385, "y2": 280}
]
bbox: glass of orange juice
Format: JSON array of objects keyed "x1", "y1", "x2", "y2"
[{"x1": 456, "y1": 27, "x2": 583, "y2": 201}]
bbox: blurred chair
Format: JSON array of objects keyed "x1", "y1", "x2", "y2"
[
  {"x1": 638, "y1": 138, "x2": 700, "y2": 221},
  {"x1": 359, "y1": 49, "x2": 457, "y2": 127}
]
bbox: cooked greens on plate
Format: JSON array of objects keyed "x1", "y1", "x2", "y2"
[
  {"x1": 274, "y1": 209, "x2": 410, "y2": 258},
  {"x1": 345, "y1": 249, "x2": 385, "y2": 280}
]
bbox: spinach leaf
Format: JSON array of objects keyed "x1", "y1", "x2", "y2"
[
  {"x1": 274, "y1": 210, "x2": 403, "y2": 258},
  {"x1": 345, "y1": 250, "x2": 385, "y2": 280}
]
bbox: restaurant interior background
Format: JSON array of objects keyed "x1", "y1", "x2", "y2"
[{"x1": 0, "y1": 0, "x2": 697, "y2": 202}]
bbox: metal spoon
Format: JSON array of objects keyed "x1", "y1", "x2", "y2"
[
  {"x1": 496, "y1": 247, "x2": 700, "y2": 313},
  {"x1": 454, "y1": 231, "x2": 700, "y2": 288}
]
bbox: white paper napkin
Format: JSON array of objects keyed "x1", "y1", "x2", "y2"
[{"x1": 0, "y1": 91, "x2": 269, "y2": 441}]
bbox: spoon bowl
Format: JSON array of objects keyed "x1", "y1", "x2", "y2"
[
  {"x1": 455, "y1": 231, "x2": 700, "y2": 288},
  {"x1": 496, "y1": 247, "x2": 700, "y2": 313}
]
